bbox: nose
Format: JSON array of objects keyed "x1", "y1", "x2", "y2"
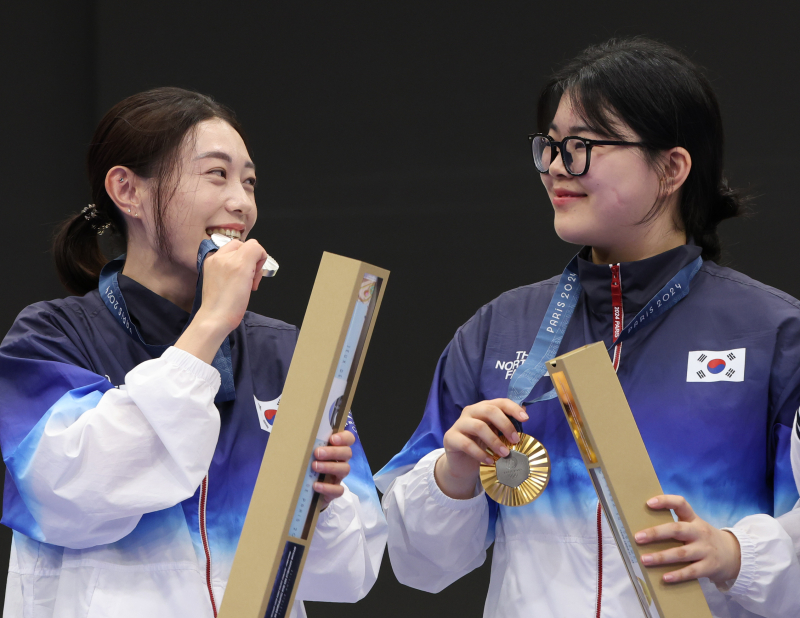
[
  {"x1": 547, "y1": 145, "x2": 572, "y2": 178},
  {"x1": 224, "y1": 181, "x2": 256, "y2": 219}
]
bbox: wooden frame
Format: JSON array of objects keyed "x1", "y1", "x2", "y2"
[
  {"x1": 219, "y1": 252, "x2": 389, "y2": 618},
  {"x1": 546, "y1": 342, "x2": 711, "y2": 618}
]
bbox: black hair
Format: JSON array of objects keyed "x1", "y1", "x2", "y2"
[
  {"x1": 537, "y1": 37, "x2": 745, "y2": 262},
  {"x1": 53, "y1": 87, "x2": 248, "y2": 295}
]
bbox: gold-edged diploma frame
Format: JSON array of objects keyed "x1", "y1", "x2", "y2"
[
  {"x1": 546, "y1": 342, "x2": 712, "y2": 618},
  {"x1": 218, "y1": 252, "x2": 389, "y2": 618}
]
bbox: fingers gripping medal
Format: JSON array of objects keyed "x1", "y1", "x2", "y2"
[
  {"x1": 480, "y1": 417, "x2": 551, "y2": 507},
  {"x1": 210, "y1": 233, "x2": 279, "y2": 277}
]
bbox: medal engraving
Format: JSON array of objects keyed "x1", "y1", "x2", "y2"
[
  {"x1": 495, "y1": 450, "x2": 530, "y2": 488},
  {"x1": 480, "y1": 433, "x2": 551, "y2": 507}
]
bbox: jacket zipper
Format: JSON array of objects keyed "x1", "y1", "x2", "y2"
[{"x1": 200, "y1": 475, "x2": 218, "y2": 617}]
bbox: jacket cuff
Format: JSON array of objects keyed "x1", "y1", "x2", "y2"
[
  {"x1": 316, "y1": 482, "x2": 353, "y2": 527},
  {"x1": 161, "y1": 346, "x2": 221, "y2": 387},
  {"x1": 719, "y1": 526, "x2": 756, "y2": 595},
  {"x1": 422, "y1": 449, "x2": 486, "y2": 510}
]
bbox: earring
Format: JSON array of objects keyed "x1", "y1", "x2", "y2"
[
  {"x1": 127, "y1": 209, "x2": 131, "y2": 213},
  {"x1": 119, "y1": 177, "x2": 125, "y2": 183},
  {"x1": 133, "y1": 212, "x2": 138, "y2": 217}
]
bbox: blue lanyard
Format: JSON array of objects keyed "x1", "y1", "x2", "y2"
[
  {"x1": 508, "y1": 253, "x2": 703, "y2": 406},
  {"x1": 98, "y1": 239, "x2": 236, "y2": 403}
]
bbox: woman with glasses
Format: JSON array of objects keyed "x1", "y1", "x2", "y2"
[
  {"x1": 0, "y1": 87, "x2": 386, "y2": 618},
  {"x1": 375, "y1": 38, "x2": 800, "y2": 617}
]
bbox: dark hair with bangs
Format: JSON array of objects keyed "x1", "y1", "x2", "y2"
[
  {"x1": 537, "y1": 37, "x2": 744, "y2": 262},
  {"x1": 53, "y1": 87, "x2": 248, "y2": 295}
]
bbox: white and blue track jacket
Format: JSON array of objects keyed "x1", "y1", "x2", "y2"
[
  {"x1": 376, "y1": 244, "x2": 800, "y2": 618},
  {"x1": 0, "y1": 274, "x2": 387, "y2": 618}
]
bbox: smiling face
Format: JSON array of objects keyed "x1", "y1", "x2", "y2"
[
  {"x1": 138, "y1": 117, "x2": 257, "y2": 279},
  {"x1": 541, "y1": 96, "x2": 682, "y2": 263}
]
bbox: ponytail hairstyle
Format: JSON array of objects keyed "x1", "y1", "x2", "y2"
[
  {"x1": 54, "y1": 87, "x2": 247, "y2": 295},
  {"x1": 537, "y1": 37, "x2": 746, "y2": 262}
]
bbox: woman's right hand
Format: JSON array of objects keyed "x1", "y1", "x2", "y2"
[
  {"x1": 434, "y1": 399, "x2": 528, "y2": 499},
  {"x1": 175, "y1": 239, "x2": 268, "y2": 364}
]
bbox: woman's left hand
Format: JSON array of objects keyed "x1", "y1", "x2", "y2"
[
  {"x1": 312, "y1": 430, "x2": 355, "y2": 509},
  {"x1": 635, "y1": 494, "x2": 741, "y2": 585}
]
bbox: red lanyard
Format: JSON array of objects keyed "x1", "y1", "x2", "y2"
[{"x1": 610, "y1": 264, "x2": 623, "y2": 372}]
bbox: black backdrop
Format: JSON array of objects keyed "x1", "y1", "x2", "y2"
[{"x1": 2, "y1": 1, "x2": 799, "y2": 615}]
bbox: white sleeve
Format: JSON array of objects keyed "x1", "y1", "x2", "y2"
[
  {"x1": 295, "y1": 480, "x2": 387, "y2": 603},
  {"x1": 381, "y1": 448, "x2": 489, "y2": 593},
  {"x1": 720, "y1": 510, "x2": 800, "y2": 618},
  {"x1": 713, "y1": 409, "x2": 800, "y2": 616},
  {"x1": 9, "y1": 346, "x2": 221, "y2": 549}
]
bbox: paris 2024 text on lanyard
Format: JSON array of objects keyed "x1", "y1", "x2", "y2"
[
  {"x1": 481, "y1": 252, "x2": 702, "y2": 508},
  {"x1": 507, "y1": 253, "x2": 703, "y2": 407}
]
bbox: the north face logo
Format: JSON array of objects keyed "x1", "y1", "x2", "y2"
[{"x1": 495, "y1": 351, "x2": 529, "y2": 380}]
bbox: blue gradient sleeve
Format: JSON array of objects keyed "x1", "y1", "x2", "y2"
[
  {"x1": 3, "y1": 379, "x2": 112, "y2": 539},
  {"x1": 374, "y1": 334, "x2": 499, "y2": 546},
  {"x1": 0, "y1": 304, "x2": 113, "y2": 537},
  {"x1": 375, "y1": 304, "x2": 495, "y2": 492},
  {"x1": 374, "y1": 341, "x2": 457, "y2": 491},
  {"x1": 344, "y1": 412, "x2": 383, "y2": 514}
]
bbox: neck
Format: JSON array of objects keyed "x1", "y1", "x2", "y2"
[
  {"x1": 591, "y1": 227, "x2": 687, "y2": 265},
  {"x1": 121, "y1": 243, "x2": 196, "y2": 312}
]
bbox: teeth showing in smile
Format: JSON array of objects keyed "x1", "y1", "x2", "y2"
[{"x1": 206, "y1": 227, "x2": 242, "y2": 240}]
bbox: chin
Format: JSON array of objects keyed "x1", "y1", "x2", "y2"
[{"x1": 553, "y1": 219, "x2": 596, "y2": 248}]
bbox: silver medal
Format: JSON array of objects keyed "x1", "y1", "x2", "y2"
[{"x1": 210, "y1": 233, "x2": 279, "y2": 277}]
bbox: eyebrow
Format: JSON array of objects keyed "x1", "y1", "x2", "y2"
[
  {"x1": 195, "y1": 150, "x2": 256, "y2": 171},
  {"x1": 549, "y1": 122, "x2": 596, "y2": 135}
]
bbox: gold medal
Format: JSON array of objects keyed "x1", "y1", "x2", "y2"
[{"x1": 480, "y1": 433, "x2": 550, "y2": 507}]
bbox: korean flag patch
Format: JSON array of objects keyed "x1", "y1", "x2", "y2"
[
  {"x1": 686, "y1": 349, "x2": 745, "y2": 382},
  {"x1": 254, "y1": 394, "x2": 281, "y2": 432}
]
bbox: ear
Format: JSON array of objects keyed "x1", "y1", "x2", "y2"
[
  {"x1": 660, "y1": 147, "x2": 692, "y2": 197},
  {"x1": 105, "y1": 166, "x2": 143, "y2": 221}
]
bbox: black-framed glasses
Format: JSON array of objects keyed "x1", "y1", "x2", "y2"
[{"x1": 529, "y1": 133, "x2": 644, "y2": 176}]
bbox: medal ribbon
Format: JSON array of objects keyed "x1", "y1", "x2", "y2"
[
  {"x1": 508, "y1": 253, "x2": 703, "y2": 406},
  {"x1": 98, "y1": 239, "x2": 236, "y2": 403},
  {"x1": 610, "y1": 264, "x2": 623, "y2": 371}
]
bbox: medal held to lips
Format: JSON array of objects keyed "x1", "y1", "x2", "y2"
[
  {"x1": 211, "y1": 233, "x2": 279, "y2": 277},
  {"x1": 480, "y1": 419, "x2": 551, "y2": 507}
]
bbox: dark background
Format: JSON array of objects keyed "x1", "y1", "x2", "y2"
[{"x1": 2, "y1": 1, "x2": 799, "y2": 615}]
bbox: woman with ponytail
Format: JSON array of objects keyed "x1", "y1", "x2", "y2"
[
  {"x1": 0, "y1": 87, "x2": 386, "y2": 617},
  {"x1": 376, "y1": 38, "x2": 800, "y2": 617}
]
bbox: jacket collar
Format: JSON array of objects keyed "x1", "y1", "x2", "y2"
[
  {"x1": 117, "y1": 274, "x2": 190, "y2": 346},
  {"x1": 575, "y1": 243, "x2": 703, "y2": 318}
]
